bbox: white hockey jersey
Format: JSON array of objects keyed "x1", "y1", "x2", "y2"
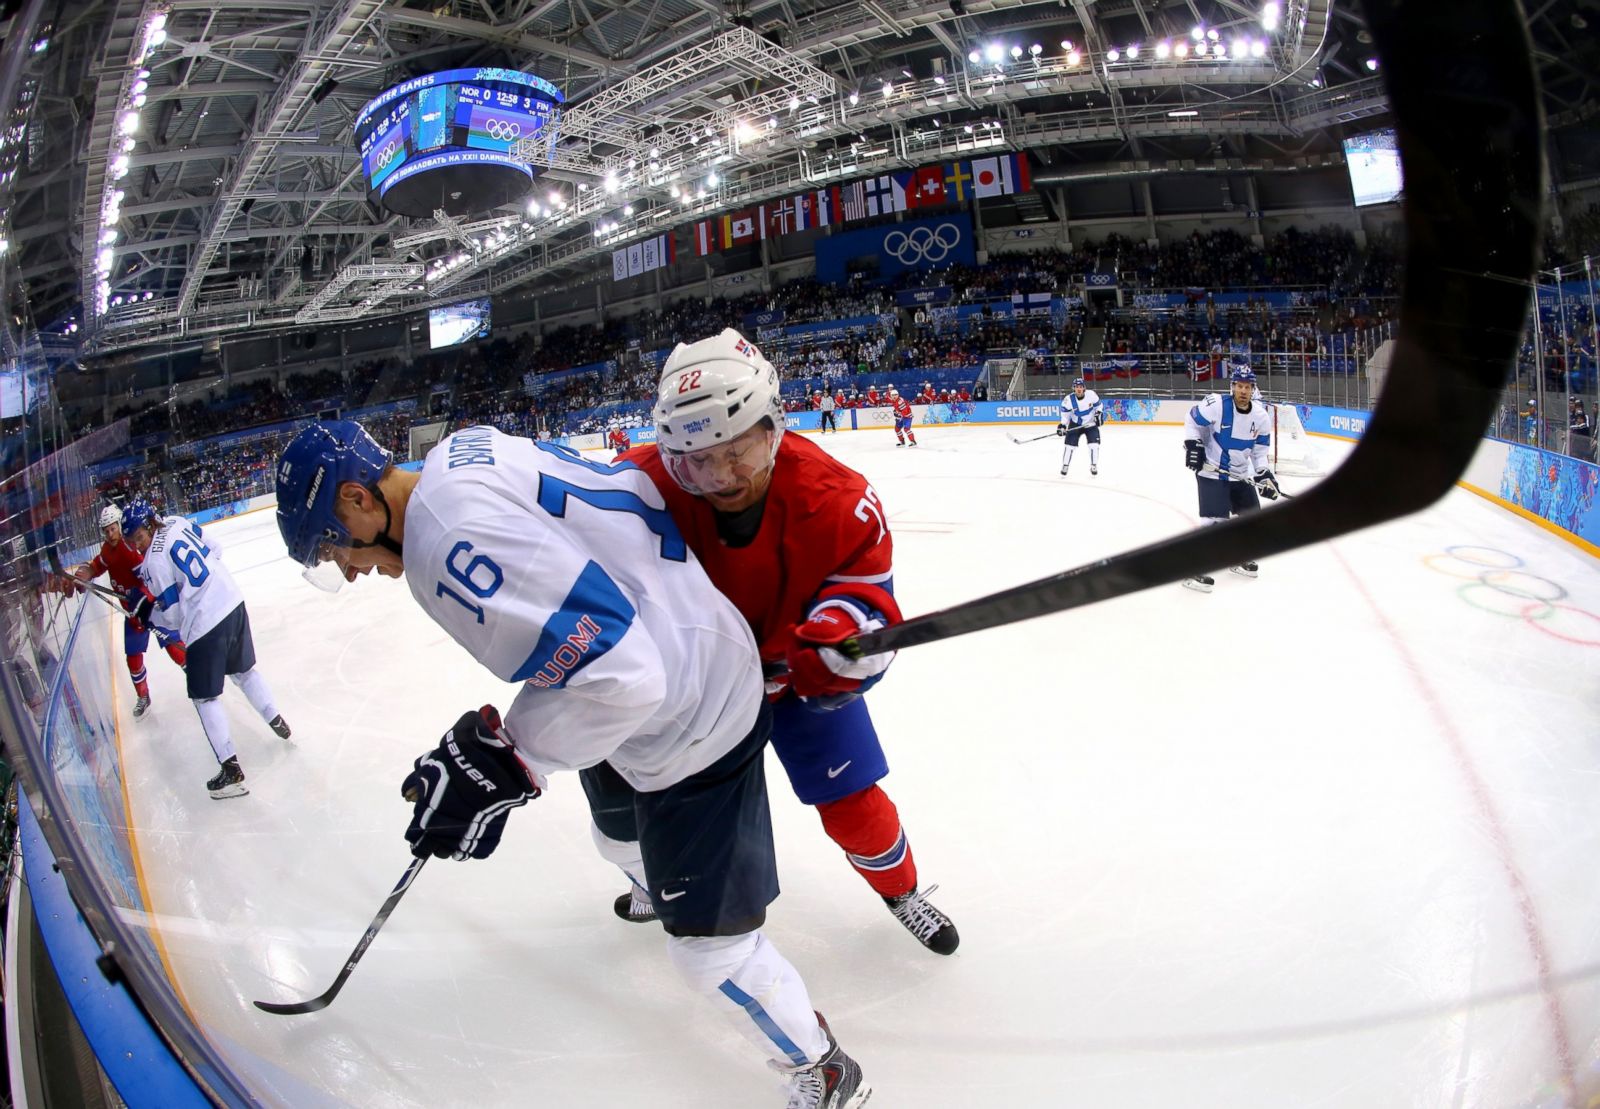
[
  {"x1": 136, "y1": 515, "x2": 242, "y2": 643},
  {"x1": 403, "y1": 426, "x2": 763, "y2": 791},
  {"x1": 1184, "y1": 393, "x2": 1272, "y2": 480},
  {"x1": 1060, "y1": 389, "x2": 1102, "y2": 428}
]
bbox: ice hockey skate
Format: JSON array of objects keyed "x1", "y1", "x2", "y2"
[
  {"x1": 206, "y1": 756, "x2": 248, "y2": 800},
  {"x1": 773, "y1": 1012, "x2": 871, "y2": 1109},
  {"x1": 612, "y1": 886, "x2": 656, "y2": 924},
  {"x1": 1183, "y1": 574, "x2": 1215, "y2": 593},
  {"x1": 1059, "y1": 465, "x2": 1069, "y2": 476},
  {"x1": 132, "y1": 694, "x2": 151, "y2": 718},
  {"x1": 1231, "y1": 562, "x2": 1259, "y2": 578},
  {"x1": 269, "y1": 714, "x2": 293, "y2": 740},
  {"x1": 1090, "y1": 463, "x2": 1098, "y2": 475},
  {"x1": 885, "y1": 884, "x2": 959, "y2": 955}
]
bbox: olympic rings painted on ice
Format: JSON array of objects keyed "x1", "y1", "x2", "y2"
[
  {"x1": 1520, "y1": 601, "x2": 1600, "y2": 647},
  {"x1": 1454, "y1": 582, "x2": 1556, "y2": 620},
  {"x1": 1479, "y1": 569, "x2": 1567, "y2": 603},
  {"x1": 1442, "y1": 545, "x2": 1523, "y2": 569},
  {"x1": 1421, "y1": 553, "x2": 1486, "y2": 582}
]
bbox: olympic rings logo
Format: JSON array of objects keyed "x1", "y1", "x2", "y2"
[
  {"x1": 483, "y1": 118, "x2": 522, "y2": 141},
  {"x1": 1422, "y1": 545, "x2": 1599, "y2": 646},
  {"x1": 883, "y1": 223, "x2": 961, "y2": 266}
]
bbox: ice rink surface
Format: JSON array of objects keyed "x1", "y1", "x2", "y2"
[{"x1": 106, "y1": 422, "x2": 1600, "y2": 1108}]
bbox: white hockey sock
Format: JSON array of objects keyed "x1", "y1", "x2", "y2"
[
  {"x1": 590, "y1": 821, "x2": 649, "y2": 894},
  {"x1": 1089, "y1": 443, "x2": 1100, "y2": 465},
  {"x1": 1061, "y1": 445, "x2": 1075, "y2": 468},
  {"x1": 666, "y1": 932, "x2": 830, "y2": 1069},
  {"x1": 193, "y1": 697, "x2": 236, "y2": 763},
  {"x1": 228, "y1": 667, "x2": 278, "y2": 722}
]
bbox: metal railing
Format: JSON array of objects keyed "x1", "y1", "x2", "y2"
[{"x1": 1512, "y1": 258, "x2": 1600, "y2": 461}]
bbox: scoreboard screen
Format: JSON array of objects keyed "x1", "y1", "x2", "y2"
[
  {"x1": 1342, "y1": 129, "x2": 1403, "y2": 208},
  {"x1": 353, "y1": 68, "x2": 563, "y2": 216}
]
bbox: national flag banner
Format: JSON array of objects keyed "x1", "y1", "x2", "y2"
[
  {"x1": 837, "y1": 181, "x2": 867, "y2": 222},
  {"x1": 943, "y1": 161, "x2": 974, "y2": 203},
  {"x1": 793, "y1": 192, "x2": 817, "y2": 231},
  {"x1": 763, "y1": 197, "x2": 798, "y2": 238},
  {"x1": 815, "y1": 188, "x2": 838, "y2": 225},
  {"x1": 863, "y1": 175, "x2": 901, "y2": 217},
  {"x1": 641, "y1": 236, "x2": 658, "y2": 272},
  {"x1": 890, "y1": 172, "x2": 912, "y2": 212},
  {"x1": 626, "y1": 243, "x2": 644, "y2": 277},
  {"x1": 693, "y1": 219, "x2": 719, "y2": 257},
  {"x1": 724, "y1": 208, "x2": 759, "y2": 246},
  {"x1": 906, "y1": 165, "x2": 947, "y2": 208},
  {"x1": 971, "y1": 153, "x2": 1033, "y2": 198},
  {"x1": 662, "y1": 231, "x2": 676, "y2": 264},
  {"x1": 612, "y1": 249, "x2": 629, "y2": 281}
]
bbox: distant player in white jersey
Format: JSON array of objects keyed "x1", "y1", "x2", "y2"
[
  {"x1": 1180, "y1": 363, "x2": 1281, "y2": 592},
  {"x1": 1056, "y1": 377, "x2": 1103, "y2": 476},
  {"x1": 121, "y1": 500, "x2": 291, "y2": 798},
  {"x1": 273, "y1": 421, "x2": 870, "y2": 1109}
]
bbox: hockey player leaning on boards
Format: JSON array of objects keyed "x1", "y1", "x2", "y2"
[
  {"x1": 273, "y1": 419, "x2": 872, "y2": 1109},
  {"x1": 619, "y1": 328, "x2": 956, "y2": 956},
  {"x1": 1180, "y1": 362, "x2": 1282, "y2": 593},
  {"x1": 121, "y1": 499, "x2": 291, "y2": 799},
  {"x1": 69, "y1": 504, "x2": 188, "y2": 718},
  {"x1": 1056, "y1": 377, "x2": 1102, "y2": 477}
]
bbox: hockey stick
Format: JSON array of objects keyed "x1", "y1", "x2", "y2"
[
  {"x1": 254, "y1": 854, "x2": 428, "y2": 1015},
  {"x1": 1010, "y1": 431, "x2": 1059, "y2": 444},
  {"x1": 838, "y1": 0, "x2": 1540, "y2": 661},
  {"x1": 1200, "y1": 463, "x2": 1297, "y2": 500}
]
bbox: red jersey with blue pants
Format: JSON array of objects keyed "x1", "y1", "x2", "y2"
[
  {"x1": 625, "y1": 434, "x2": 920, "y2": 899},
  {"x1": 891, "y1": 396, "x2": 917, "y2": 444},
  {"x1": 84, "y1": 537, "x2": 187, "y2": 697}
]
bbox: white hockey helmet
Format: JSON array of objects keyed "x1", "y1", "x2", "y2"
[
  {"x1": 653, "y1": 328, "x2": 784, "y2": 490},
  {"x1": 99, "y1": 505, "x2": 122, "y2": 530}
]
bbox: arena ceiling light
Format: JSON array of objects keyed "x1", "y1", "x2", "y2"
[
  {"x1": 1261, "y1": 2, "x2": 1281, "y2": 31},
  {"x1": 1156, "y1": 41, "x2": 1171, "y2": 58},
  {"x1": 985, "y1": 43, "x2": 1004, "y2": 63},
  {"x1": 1067, "y1": 50, "x2": 1082, "y2": 66}
]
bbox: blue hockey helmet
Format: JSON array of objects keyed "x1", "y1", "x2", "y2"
[
  {"x1": 121, "y1": 498, "x2": 158, "y2": 536},
  {"x1": 275, "y1": 421, "x2": 391, "y2": 568},
  {"x1": 1072, "y1": 377, "x2": 1086, "y2": 388},
  {"x1": 1227, "y1": 362, "x2": 1257, "y2": 384}
]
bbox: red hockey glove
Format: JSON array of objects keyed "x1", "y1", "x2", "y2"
[{"x1": 784, "y1": 584, "x2": 903, "y2": 700}]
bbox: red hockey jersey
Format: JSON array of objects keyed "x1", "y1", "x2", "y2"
[
  {"x1": 86, "y1": 537, "x2": 148, "y2": 593},
  {"x1": 624, "y1": 434, "x2": 893, "y2": 662},
  {"x1": 891, "y1": 396, "x2": 913, "y2": 419},
  {"x1": 607, "y1": 429, "x2": 630, "y2": 452}
]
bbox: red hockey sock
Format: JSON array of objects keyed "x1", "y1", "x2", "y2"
[
  {"x1": 816, "y1": 785, "x2": 917, "y2": 899},
  {"x1": 127, "y1": 653, "x2": 148, "y2": 698},
  {"x1": 166, "y1": 642, "x2": 187, "y2": 667}
]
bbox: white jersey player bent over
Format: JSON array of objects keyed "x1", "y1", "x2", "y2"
[
  {"x1": 122, "y1": 500, "x2": 290, "y2": 798},
  {"x1": 1180, "y1": 363, "x2": 1282, "y2": 592},
  {"x1": 273, "y1": 421, "x2": 870, "y2": 1109},
  {"x1": 1057, "y1": 378, "x2": 1102, "y2": 476}
]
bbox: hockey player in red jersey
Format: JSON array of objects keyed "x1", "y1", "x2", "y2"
[
  {"x1": 888, "y1": 387, "x2": 918, "y2": 447},
  {"x1": 914, "y1": 383, "x2": 936, "y2": 405},
  {"x1": 864, "y1": 384, "x2": 881, "y2": 407},
  {"x1": 617, "y1": 328, "x2": 958, "y2": 955},
  {"x1": 606, "y1": 423, "x2": 630, "y2": 459},
  {"x1": 70, "y1": 504, "x2": 187, "y2": 717}
]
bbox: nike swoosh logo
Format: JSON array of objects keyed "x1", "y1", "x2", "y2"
[
  {"x1": 659, "y1": 888, "x2": 688, "y2": 901},
  {"x1": 827, "y1": 761, "x2": 852, "y2": 778}
]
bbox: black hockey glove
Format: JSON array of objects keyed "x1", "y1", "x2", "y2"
[
  {"x1": 123, "y1": 586, "x2": 155, "y2": 625},
  {"x1": 402, "y1": 706, "x2": 542, "y2": 861},
  {"x1": 1256, "y1": 469, "x2": 1281, "y2": 500},
  {"x1": 1183, "y1": 440, "x2": 1205, "y2": 472},
  {"x1": 1055, "y1": 423, "x2": 1068, "y2": 437}
]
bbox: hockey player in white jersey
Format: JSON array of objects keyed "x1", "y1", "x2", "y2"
[
  {"x1": 1056, "y1": 377, "x2": 1103, "y2": 476},
  {"x1": 273, "y1": 420, "x2": 870, "y2": 1109},
  {"x1": 1180, "y1": 363, "x2": 1281, "y2": 592},
  {"x1": 121, "y1": 500, "x2": 291, "y2": 798}
]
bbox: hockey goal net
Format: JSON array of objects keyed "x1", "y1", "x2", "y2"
[{"x1": 1268, "y1": 402, "x2": 1324, "y2": 477}]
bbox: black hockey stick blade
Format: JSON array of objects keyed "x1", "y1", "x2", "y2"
[
  {"x1": 254, "y1": 855, "x2": 427, "y2": 1016},
  {"x1": 845, "y1": 0, "x2": 1542, "y2": 661}
]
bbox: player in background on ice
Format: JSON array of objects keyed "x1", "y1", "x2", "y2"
[
  {"x1": 1180, "y1": 363, "x2": 1281, "y2": 593},
  {"x1": 120, "y1": 500, "x2": 290, "y2": 798},
  {"x1": 621, "y1": 329, "x2": 957, "y2": 955},
  {"x1": 69, "y1": 504, "x2": 187, "y2": 718},
  {"x1": 606, "y1": 423, "x2": 631, "y2": 460},
  {"x1": 818, "y1": 388, "x2": 838, "y2": 434},
  {"x1": 1056, "y1": 378, "x2": 1102, "y2": 476},
  {"x1": 887, "y1": 387, "x2": 918, "y2": 447},
  {"x1": 274, "y1": 420, "x2": 870, "y2": 1109}
]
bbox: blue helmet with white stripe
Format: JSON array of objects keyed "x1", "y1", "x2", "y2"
[
  {"x1": 1227, "y1": 362, "x2": 1257, "y2": 384},
  {"x1": 121, "y1": 498, "x2": 158, "y2": 537},
  {"x1": 275, "y1": 421, "x2": 391, "y2": 568}
]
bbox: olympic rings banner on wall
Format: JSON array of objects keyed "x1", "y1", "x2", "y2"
[{"x1": 813, "y1": 211, "x2": 976, "y2": 283}]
